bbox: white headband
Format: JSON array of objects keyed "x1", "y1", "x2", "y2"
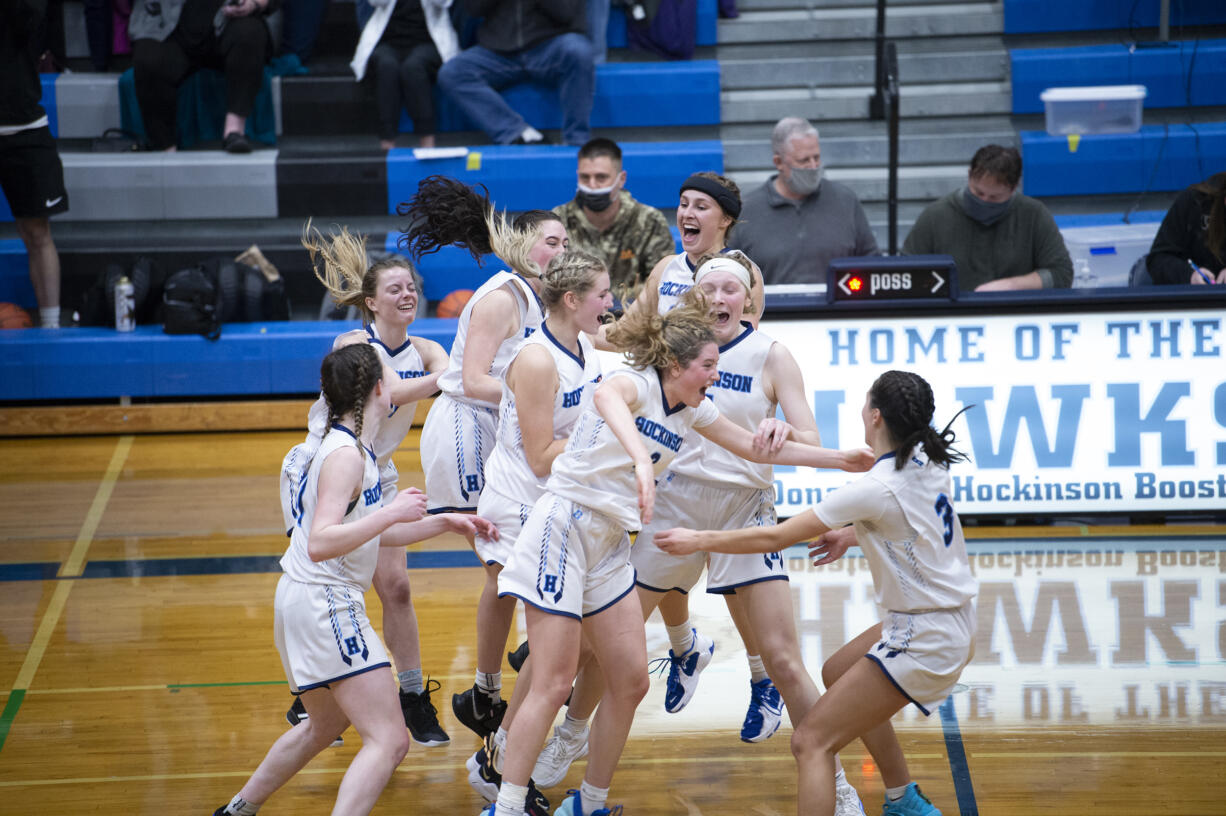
[{"x1": 694, "y1": 256, "x2": 752, "y2": 292}]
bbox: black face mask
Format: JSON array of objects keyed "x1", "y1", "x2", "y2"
[
  {"x1": 962, "y1": 186, "x2": 1013, "y2": 226},
  {"x1": 576, "y1": 183, "x2": 616, "y2": 212}
]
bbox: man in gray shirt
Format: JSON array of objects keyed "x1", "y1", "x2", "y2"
[{"x1": 728, "y1": 117, "x2": 878, "y2": 285}]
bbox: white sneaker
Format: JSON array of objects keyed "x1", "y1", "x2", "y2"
[
  {"x1": 834, "y1": 776, "x2": 867, "y2": 816},
  {"x1": 531, "y1": 724, "x2": 590, "y2": 788},
  {"x1": 661, "y1": 629, "x2": 715, "y2": 713}
]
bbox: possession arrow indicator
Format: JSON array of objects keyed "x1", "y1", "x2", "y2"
[{"x1": 930, "y1": 271, "x2": 945, "y2": 294}]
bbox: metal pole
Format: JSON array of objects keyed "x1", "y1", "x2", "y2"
[
  {"x1": 887, "y1": 42, "x2": 899, "y2": 254},
  {"x1": 869, "y1": 0, "x2": 886, "y2": 119},
  {"x1": 1159, "y1": 0, "x2": 1170, "y2": 42}
]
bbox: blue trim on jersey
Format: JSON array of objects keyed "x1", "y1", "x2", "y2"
[
  {"x1": 583, "y1": 575, "x2": 638, "y2": 618},
  {"x1": 329, "y1": 423, "x2": 377, "y2": 463},
  {"x1": 498, "y1": 590, "x2": 583, "y2": 621},
  {"x1": 365, "y1": 324, "x2": 414, "y2": 357},
  {"x1": 876, "y1": 451, "x2": 898, "y2": 465},
  {"x1": 683, "y1": 253, "x2": 696, "y2": 272},
  {"x1": 427, "y1": 505, "x2": 478, "y2": 514},
  {"x1": 541, "y1": 322, "x2": 585, "y2": 370},
  {"x1": 865, "y1": 651, "x2": 931, "y2": 715},
  {"x1": 514, "y1": 272, "x2": 545, "y2": 314},
  {"x1": 635, "y1": 579, "x2": 691, "y2": 595},
  {"x1": 706, "y1": 573, "x2": 789, "y2": 595},
  {"x1": 656, "y1": 369, "x2": 686, "y2": 416},
  {"x1": 718, "y1": 321, "x2": 754, "y2": 353},
  {"x1": 296, "y1": 661, "x2": 393, "y2": 692}
]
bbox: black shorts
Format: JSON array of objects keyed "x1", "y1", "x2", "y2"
[{"x1": 0, "y1": 126, "x2": 69, "y2": 219}]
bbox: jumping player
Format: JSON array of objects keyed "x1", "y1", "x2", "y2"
[
  {"x1": 212, "y1": 344, "x2": 495, "y2": 816},
  {"x1": 656, "y1": 370, "x2": 978, "y2": 816}
]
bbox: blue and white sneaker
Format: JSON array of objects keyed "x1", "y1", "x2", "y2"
[
  {"x1": 880, "y1": 783, "x2": 941, "y2": 816},
  {"x1": 659, "y1": 629, "x2": 714, "y2": 713},
  {"x1": 740, "y1": 677, "x2": 784, "y2": 743},
  {"x1": 553, "y1": 789, "x2": 623, "y2": 816}
]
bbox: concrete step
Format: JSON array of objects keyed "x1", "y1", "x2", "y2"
[
  {"x1": 720, "y1": 80, "x2": 1011, "y2": 123},
  {"x1": 715, "y1": 33, "x2": 1005, "y2": 60},
  {"x1": 723, "y1": 127, "x2": 1018, "y2": 170},
  {"x1": 729, "y1": 163, "x2": 967, "y2": 204},
  {"x1": 718, "y1": 3, "x2": 1004, "y2": 44},
  {"x1": 720, "y1": 49, "x2": 1007, "y2": 90}
]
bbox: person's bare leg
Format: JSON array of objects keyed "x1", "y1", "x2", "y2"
[{"x1": 15, "y1": 217, "x2": 59, "y2": 326}]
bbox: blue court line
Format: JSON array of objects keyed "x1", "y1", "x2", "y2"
[
  {"x1": 0, "y1": 550, "x2": 483, "y2": 582},
  {"x1": 939, "y1": 696, "x2": 979, "y2": 816}
]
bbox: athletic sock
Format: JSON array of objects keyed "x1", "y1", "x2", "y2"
[
  {"x1": 747, "y1": 654, "x2": 768, "y2": 683},
  {"x1": 579, "y1": 779, "x2": 609, "y2": 814},
  {"x1": 477, "y1": 670, "x2": 502, "y2": 701},
  {"x1": 39, "y1": 307, "x2": 59, "y2": 329},
  {"x1": 558, "y1": 712, "x2": 589, "y2": 741},
  {"x1": 885, "y1": 783, "x2": 909, "y2": 801},
  {"x1": 225, "y1": 794, "x2": 259, "y2": 815},
  {"x1": 496, "y1": 781, "x2": 528, "y2": 815},
  {"x1": 398, "y1": 668, "x2": 423, "y2": 695},
  {"x1": 666, "y1": 621, "x2": 695, "y2": 654}
]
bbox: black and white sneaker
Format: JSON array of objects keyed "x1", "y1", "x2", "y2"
[
  {"x1": 286, "y1": 695, "x2": 308, "y2": 726},
  {"x1": 508, "y1": 640, "x2": 530, "y2": 672},
  {"x1": 401, "y1": 678, "x2": 450, "y2": 746},
  {"x1": 452, "y1": 684, "x2": 508, "y2": 739},
  {"x1": 466, "y1": 738, "x2": 502, "y2": 801},
  {"x1": 525, "y1": 779, "x2": 551, "y2": 816}
]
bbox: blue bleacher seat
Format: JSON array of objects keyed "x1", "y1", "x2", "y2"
[
  {"x1": 1004, "y1": 0, "x2": 1226, "y2": 34},
  {"x1": 0, "y1": 240, "x2": 35, "y2": 309},
  {"x1": 1011, "y1": 40, "x2": 1226, "y2": 114},
  {"x1": 1021, "y1": 123, "x2": 1226, "y2": 197},
  {"x1": 0, "y1": 319, "x2": 460, "y2": 401},
  {"x1": 385, "y1": 140, "x2": 723, "y2": 215}
]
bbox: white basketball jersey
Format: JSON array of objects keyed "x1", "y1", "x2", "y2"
[
  {"x1": 547, "y1": 368, "x2": 719, "y2": 531},
  {"x1": 813, "y1": 451, "x2": 978, "y2": 612},
  {"x1": 437, "y1": 271, "x2": 545, "y2": 410},
  {"x1": 484, "y1": 325, "x2": 603, "y2": 505},
  {"x1": 281, "y1": 425, "x2": 384, "y2": 592},
  {"x1": 302, "y1": 326, "x2": 428, "y2": 466},
  {"x1": 670, "y1": 323, "x2": 775, "y2": 489},
  {"x1": 655, "y1": 253, "x2": 696, "y2": 315}
]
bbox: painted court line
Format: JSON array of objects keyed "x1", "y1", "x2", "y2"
[
  {"x1": 1, "y1": 436, "x2": 132, "y2": 754},
  {"x1": 939, "y1": 696, "x2": 979, "y2": 816}
]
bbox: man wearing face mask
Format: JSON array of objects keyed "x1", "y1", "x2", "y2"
[
  {"x1": 903, "y1": 144, "x2": 1073, "y2": 291},
  {"x1": 727, "y1": 117, "x2": 878, "y2": 285},
  {"x1": 551, "y1": 137, "x2": 675, "y2": 292}
]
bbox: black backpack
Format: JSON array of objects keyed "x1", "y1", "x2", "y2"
[
  {"x1": 163, "y1": 265, "x2": 222, "y2": 339},
  {"x1": 78, "y1": 256, "x2": 163, "y2": 327}
]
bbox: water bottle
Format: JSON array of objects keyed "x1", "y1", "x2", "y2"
[{"x1": 114, "y1": 275, "x2": 135, "y2": 332}]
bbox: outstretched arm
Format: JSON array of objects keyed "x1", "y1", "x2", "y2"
[
  {"x1": 381, "y1": 512, "x2": 499, "y2": 548},
  {"x1": 307, "y1": 463, "x2": 428, "y2": 562},
  {"x1": 655, "y1": 509, "x2": 831, "y2": 556},
  {"x1": 695, "y1": 415, "x2": 873, "y2": 471}
]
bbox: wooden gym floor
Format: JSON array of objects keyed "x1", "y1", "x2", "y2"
[{"x1": 0, "y1": 425, "x2": 1223, "y2": 815}]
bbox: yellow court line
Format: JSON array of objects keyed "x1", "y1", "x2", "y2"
[{"x1": 12, "y1": 436, "x2": 132, "y2": 693}]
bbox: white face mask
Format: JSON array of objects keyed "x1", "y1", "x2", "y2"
[{"x1": 785, "y1": 165, "x2": 822, "y2": 196}]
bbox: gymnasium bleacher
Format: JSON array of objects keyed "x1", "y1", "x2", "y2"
[{"x1": 3, "y1": 0, "x2": 1226, "y2": 402}]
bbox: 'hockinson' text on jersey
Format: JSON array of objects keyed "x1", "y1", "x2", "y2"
[
  {"x1": 635, "y1": 416, "x2": 683, "y2": 452},
  {"x1": 713, "y1": 371, "x2": 753, "y2": 393}
]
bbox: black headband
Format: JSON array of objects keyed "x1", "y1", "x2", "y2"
[{"x1": 680, "y1": 175, "x2": 741, "y2": 219}]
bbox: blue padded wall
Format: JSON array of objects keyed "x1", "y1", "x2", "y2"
[
  {"x1": 1005, "y1": 0, "x2": 1226, "y2": 34},
  {"x1": 385, "y1": 140, "x2": 723, "y2": 216},
  {"x1": 1011, "y1": 41, "x2": 1226, "y2": 113},
  {"x1": 0, "y1": 240, "x2": 34, "y2": 309},
  {"x1": 1021, "y1": 124, "x2": 1226, "y2": 196}
]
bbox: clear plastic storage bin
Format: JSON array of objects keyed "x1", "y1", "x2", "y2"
[
  {"x1": 1040, "y1": 85, "x2": 1147, "y2": 135},
  {"x1": 1060, "y1": 221, "x2": 1160, "y2": 288}
]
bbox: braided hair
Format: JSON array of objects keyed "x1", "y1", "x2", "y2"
[
  {"x1": 320, "y1": 344, "x2": 383, "y2": 453},
  {"x1": 396, "y1": 175, "x2": 562, "y2": 278},
  {"x1": 539, "y1": 250, "x2": 607, "y2": 311},
  {"x1": 868, "y1": 370, "x2": 970, "y2": 471}
]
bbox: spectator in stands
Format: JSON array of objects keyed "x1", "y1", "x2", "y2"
[
  {"x1": 351, "y1": 0, "x2": 459, "y2": 151},
  {"x1": 436, "y1": 0, "x2": 594, "y2": 146},
  {"x1": 728, "y1": 117, "x2": 877, "y2": 285},
  {"x1": 2, "y1": 0, "x2": 68, "y2": 328},
  {"x1": 551, "y1": 138, "x2": 675, "y2": 293},
  {"x1": 587, "y1": 0, "x2": 608, "y2": 63},
  {"x1": 903, "y1": 145, "x2": 1072, "y2": 291},
  {"x1": 1146, "y1": 171, "x2": 1226, "y2": 285},
  {"x1": 129, "y1": 0, "x2": 282, "y2": 153}
]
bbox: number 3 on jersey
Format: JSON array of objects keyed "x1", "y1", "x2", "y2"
[{"x1": 934, "y1": 493, "x2": 954, "y2": 547}]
